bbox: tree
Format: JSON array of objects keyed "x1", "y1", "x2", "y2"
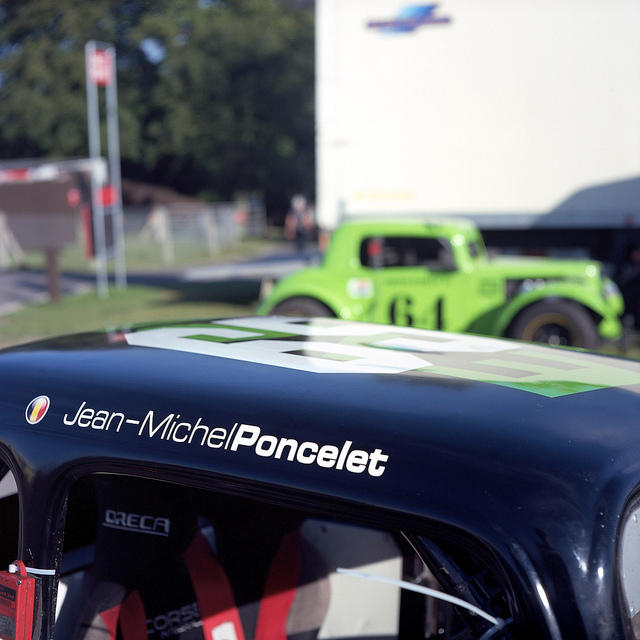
[
  {"x1": 0, "y1": 0, "x2": 157, "y2": 161},
  {"x1": 136, "y1": 0, "x2": 315, "y2": 208},
  {"x1": 0, "y1": 0, "x2": 315, "y2": 211}
]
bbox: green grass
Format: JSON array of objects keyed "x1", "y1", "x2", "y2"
[
  {"x1": 23, "y1": 235, "x2": 289, "y2": 274},
  {"x1": 0, "y1": 233, "x2": 287, "y2": 348},
  {"x1": 0, "y1": 227, "x2": 300, "y2": 348},
  {"x1": 0, "y1": 284, "x2": 256, "y2": 349}
]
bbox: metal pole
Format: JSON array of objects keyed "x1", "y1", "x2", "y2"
[
  {"x1": 105, "y1": 45, "x2": 127, "y2": 289},
  {"x1": 85, "y1": 40, "x2": 109, "y2": 299}
]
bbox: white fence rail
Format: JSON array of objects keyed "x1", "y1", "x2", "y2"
[{"x1": 127, "y1": 200, "x2": 266, "y2": 264}]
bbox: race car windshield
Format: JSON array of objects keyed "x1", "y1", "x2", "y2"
[
  {"x1": 336, "y1": 566, "x2": 512, "y2": 633},
  {"x1": 53, "y1": 476, "x2": 523, "y2": 640}
]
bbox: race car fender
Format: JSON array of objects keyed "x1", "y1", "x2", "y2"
[
  {"x1": 489, "y1": 282, "x2": 621, "y2": 338},
  {"x1": 257, "y1": 271, "x2": 369, "y2": 321}
]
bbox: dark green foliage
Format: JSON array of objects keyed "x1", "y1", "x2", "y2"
[{"x1": 0, "y1": 0, "x2": 315, "y2": 209}]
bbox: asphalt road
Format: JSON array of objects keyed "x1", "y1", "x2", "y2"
[{"x1": 0, "y1": 269, "x2": 93, "y2": 316}]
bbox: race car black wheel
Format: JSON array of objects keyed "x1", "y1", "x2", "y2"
[
  {"x1": 507, "y1": 300, "x2": 600, "y2": 348},
  {"x1": 269, "y1": 296, "x2": 335, "y2": 317}
]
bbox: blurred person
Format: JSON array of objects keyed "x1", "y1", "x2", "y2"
[{"x1": 285, "y1": 194, "x2": 314, "y2": 252}]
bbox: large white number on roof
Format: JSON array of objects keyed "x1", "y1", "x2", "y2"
[
  {"x1": 123, "y1": 317, "x2": 640, "y2": 396},
  {"x1": 125, "y1": 317, "x2": 517, "y2": 375}
]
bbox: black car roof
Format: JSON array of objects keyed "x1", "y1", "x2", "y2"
[{"x1": 2, "y1": 317, "x2": 640, "y2": 582}]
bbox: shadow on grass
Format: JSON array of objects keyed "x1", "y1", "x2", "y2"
[
  {"x1": 176, "y1": 280, "x2": 262, "y2": 305},
  {"x1": 125, "y1": 273, "x2": 262, "y2": 306}
]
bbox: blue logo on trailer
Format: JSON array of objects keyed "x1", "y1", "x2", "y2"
[{"x1": 367, "y1": 5, "x2": 452, "y2": 33}]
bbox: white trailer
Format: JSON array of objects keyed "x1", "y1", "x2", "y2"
[{"x1": 316, "y1": 0, "x2": 640, "y2": 236}]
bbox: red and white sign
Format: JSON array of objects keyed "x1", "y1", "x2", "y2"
[
  {"x1": 0, "y1": 168, "x2": 31, "y2": 183},
  {"x1": 67, "y1": 188, "x2": 81, "y2": 208},
  {"x1": 88, "y1": 48, "x2": 114, "y2": 87},
  {"x1": 97, "y1": 184, "x2": 118, "y2": 207}
]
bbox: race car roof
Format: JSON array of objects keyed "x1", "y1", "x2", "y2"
[{"x1": 2, "y1": 317, "x2": 640, "y2": 558}]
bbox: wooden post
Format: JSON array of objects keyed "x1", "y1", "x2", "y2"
[{"x1": 45, "y1": 247, "x2": 61, "y2": 303}]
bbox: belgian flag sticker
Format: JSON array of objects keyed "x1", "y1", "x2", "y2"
[{"x1": 25, "y1": 396, "x2": 50, "y2": 424}]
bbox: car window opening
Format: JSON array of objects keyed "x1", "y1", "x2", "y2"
[
  {"x1": 47, "y1": 475, "x2": 521, "y2": 640},
  {"x1": 360, "y1": 236, "x2": 455, "y2": 271},
  {"x1": 336, "y1": 567, "x2": 510, "y2": 628}
]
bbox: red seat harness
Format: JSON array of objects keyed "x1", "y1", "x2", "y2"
[{"x1": 99, "y1": 530, "x2": 301, "y2": 640}]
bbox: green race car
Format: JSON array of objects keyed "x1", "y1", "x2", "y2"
[{"x1": 259, "y1": 218, "x2": 624, "y2": 348}]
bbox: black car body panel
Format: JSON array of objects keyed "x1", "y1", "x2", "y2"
[{"x1": 2, "y1": 317, "x2": 640, "y2": 639}]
